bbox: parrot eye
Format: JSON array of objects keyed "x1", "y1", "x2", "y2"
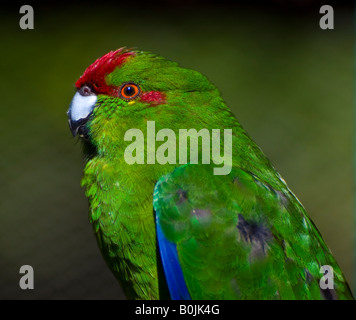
[
  {"x1": 79, "y1": 85, "x2": 94, "y2": 96},
  {"x1": 119, "y1": 83, "x2": 140, "y2": 100}
]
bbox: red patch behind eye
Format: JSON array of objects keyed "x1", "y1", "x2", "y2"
[
  {"x1": 75, "y1": 48, "x2": 135, "y2": 95},
  {"x1": 140, "y1": 91, "x2": 166, "y2": 105}
]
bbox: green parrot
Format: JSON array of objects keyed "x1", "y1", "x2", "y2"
[{"x1": 67, "y1": 48, "x2": 353, "y2": 300}]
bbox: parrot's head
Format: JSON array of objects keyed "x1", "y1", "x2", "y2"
[{"x1": 68, "y1": 48, "x2": 229, "y2": 156}]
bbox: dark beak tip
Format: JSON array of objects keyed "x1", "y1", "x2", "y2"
[
  {"x1": 68, "y1": 116, "x2": 91, "y2": 139},
  {"x1": 68, "y1": 117, "x2": 79, "y2": 137},
  {"x1": 70, "y1": 127, "x2": 78, "y2": 137}
]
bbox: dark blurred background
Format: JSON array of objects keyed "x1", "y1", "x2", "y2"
[{"x1": 0, "y1": 0, "x2": 354, "y2": 299}]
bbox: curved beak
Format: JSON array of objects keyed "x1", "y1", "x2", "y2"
[{"x1": 67, "y1": 91, "x2": 97, "y2": 137}]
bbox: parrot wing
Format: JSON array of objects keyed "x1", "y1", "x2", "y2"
[{"x1": 153, "y1": 163, "x2": 353, "y2": 300}]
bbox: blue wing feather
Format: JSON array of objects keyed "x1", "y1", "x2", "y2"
[{"x1": 155, "y1": 217, "x2": 191, "y2": 300}]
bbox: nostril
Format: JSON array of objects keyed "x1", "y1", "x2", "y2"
[{"x1": 80, "y1": 85, "x2": 93, "y2": 96}]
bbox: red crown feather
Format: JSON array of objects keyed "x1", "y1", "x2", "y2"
[{"x1": 75, "y1": 48, "x2": 135, "y2": 96}]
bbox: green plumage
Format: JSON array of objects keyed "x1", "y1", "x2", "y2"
[
  {"x1": 154, "y1": 164, "x2": 350, "y2": 299},
  {"x1": 71, "y1": 48, "x2": 353, "y2": 300}
]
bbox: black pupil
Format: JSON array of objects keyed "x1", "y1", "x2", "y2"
[{"x1": 124, "y1": 86, "x2": 134, "y2": 96}]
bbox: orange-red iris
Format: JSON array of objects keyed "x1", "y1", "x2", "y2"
[{"x1": 119, "y1": 83, "x2": 140, "y2": 100}]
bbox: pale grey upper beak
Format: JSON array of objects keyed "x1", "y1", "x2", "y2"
[{"x1": 67, "y1": 91, "x2": 97, "y2": 137}]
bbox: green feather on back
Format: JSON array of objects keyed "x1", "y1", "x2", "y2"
[{"x1": 154, "y1": 164, "x2": 352, "y2": 299}]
